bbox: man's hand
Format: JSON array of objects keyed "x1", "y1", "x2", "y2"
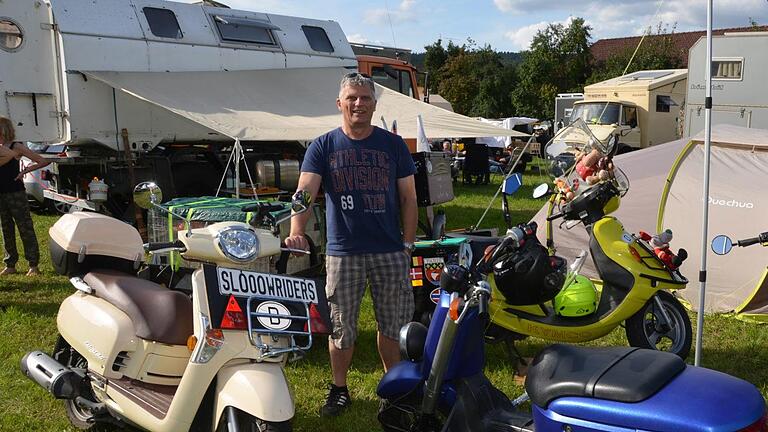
[{"x1": 284, "y1": 234, "x2": 309, "y2": 257}]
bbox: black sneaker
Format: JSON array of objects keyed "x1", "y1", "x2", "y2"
[{"x1": 320, "y1": 384, "x2": 351, "y2": 417}]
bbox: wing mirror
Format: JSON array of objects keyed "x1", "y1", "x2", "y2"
[
  {"x1": 532, "y1": 183, "x2": 552, "y2": 199},
  {"x1": 711, "y1": 235, "x2": 734, "y2": 255},
  {"x1": 502, "y1": 173, "x2": 522, "y2": 196},
  {"x1": 133, "y1": 182, "x2": 163, "y2": 210},
  {"x1": 272, "y1": 190, "x2": 313, "y2": 233},
  {"x1": 133, "y1": 181, "x2": 191, "y2": 235}
]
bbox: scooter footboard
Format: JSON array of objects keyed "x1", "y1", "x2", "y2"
[
  {"x1": 445, "y1": 374, "x2": 535, "y2": 432},
  {"x1": 214, "y1": 361, "x2": 294, "y2": 426}
]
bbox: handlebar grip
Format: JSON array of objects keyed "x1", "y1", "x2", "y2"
[
  {"x1": 738, "y1": 237, "x2": 761, "y2": 247},
  {"x1": 546, "y1": 212, "x2": 563, "y2": 221},
  {"x1": 145, "y1": 240, "x2": 185, "y2": 252},
  {"x1": 477, "y1": 292, "x2": 489, "y2": 320}
]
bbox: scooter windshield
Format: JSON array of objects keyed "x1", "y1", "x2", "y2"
[{"x1": 543, "y1": 118, "x2": 629, "y2": 198}]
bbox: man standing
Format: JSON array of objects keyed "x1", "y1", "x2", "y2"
[{"x1": 285, "y1": 73, "x2": 418, "y2": 417}]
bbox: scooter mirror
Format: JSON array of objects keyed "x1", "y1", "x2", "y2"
[
  {"x1": 711, "y1": 235, "x2": 734, "y2": 256},
  {"x1": 502, "y1": 173, "x2": 523, "y2": 196},
  {"x1": 291, "y1": 190, "x2": 312, "y2": 213},
  {"x1": 133, "y1": 182, "x2": 163, "y2": 210},
  {"x1": 532, "y1": 183, "x2": 551, "y2": 199}
]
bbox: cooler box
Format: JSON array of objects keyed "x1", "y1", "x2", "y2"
[
  {"x1": 410, "y1": 237, "x2": 468, "y2": 325},
  {"x1": 412, "y1": 152, "x2": 454, "y2": 207}
]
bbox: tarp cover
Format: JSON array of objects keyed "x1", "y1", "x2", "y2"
[
  {"x1": 476, "y1": 117, "x2": 539, "y2": 148},
  {"x1": 530, "y1": 124, "x2": 768, "y2": 317},
  {"x1": 86, "y1": 68, "x2": 527, "y2": 141},
  {"x1": 159, "y1": 196, "x2": 289, "y2": 224}
]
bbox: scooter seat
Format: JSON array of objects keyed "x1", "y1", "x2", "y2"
[
  {"x1": 83, "y1": 270, "x2": 193, "y2": 346},
  {"x1": 525, "y1": 344, "x2": 685, "y2": 408}
]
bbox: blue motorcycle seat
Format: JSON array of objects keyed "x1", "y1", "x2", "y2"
[{"x1": 525, "y1": 344, "x2": 685, "y2": 408}]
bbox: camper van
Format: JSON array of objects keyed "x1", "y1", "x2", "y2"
[
  {"x1": 686, "y1": 32, "x2": 768, "y2": 136},
  {"x1": 569, "y1": 69, "x2": 687, "y2": 152},
  {"x1": 0, "y1": 0, "x2": 430, "y2": 219},
  {"x1": 554, "y1": 93, "x2": 584, "y2": 133}
]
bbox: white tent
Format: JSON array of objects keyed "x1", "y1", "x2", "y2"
[
  {"x1": 87, "y1": 68, "x2": 527, "y2": 142},
  {"x1": 476, "y1": 117, "x2": 539, "y2": 148}
]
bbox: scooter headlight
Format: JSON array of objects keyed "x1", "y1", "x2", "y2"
[{"x1": 216, "y1": 227, "x2": 259, "y2": 262}]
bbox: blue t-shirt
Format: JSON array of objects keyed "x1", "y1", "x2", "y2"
[{"x1": 301, "y1": 127, "x2": 416, "y2": 256}]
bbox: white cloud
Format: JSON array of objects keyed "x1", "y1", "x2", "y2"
[
  {"x1": 347, "y1": 33, "x2": 370, "y2": 44},
  {"x1": 504, "y1": 21, "x2": 549, "y2": 50},
  {"x1": 497, "y1": 0, "x2": 768, "y2": 43},
  {"x1": 494, "y1": 0, "x2": 514, "y2": 12},
  {"x1": 504, "y1": 17, "x2": 578, "y2": 50},
  {"x1": 364, "y1": 1, "x2": 419, "y2": 25},
  {"x1": 400, "y1": 0, "x2": 417, "y2": 11}
]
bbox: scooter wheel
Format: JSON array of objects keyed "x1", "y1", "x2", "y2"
[
  {"x1": 625, "y1": 291, "x2": 692, "y2": 359},
  {"x1": 52, "y1": 337, "x2": 117, "y2": 431},
  {"x1": 217, "y1": 407, "x2": 292, "y2": 432}
]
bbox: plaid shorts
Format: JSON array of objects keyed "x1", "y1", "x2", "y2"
[{"x1": 325, "y1": 251, "x2": 413, "y2": 350}]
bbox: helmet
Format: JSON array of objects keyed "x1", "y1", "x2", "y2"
[
  {"x1": 491, "y1": 238, "x2": 567, "y2": 306},
  {"x1": 554, "y1": 275, "x2": 597, "y2": 317}
]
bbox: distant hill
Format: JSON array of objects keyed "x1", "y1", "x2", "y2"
[{"x1": 410, "y1": 51, "x2": 523, "y2": 71}]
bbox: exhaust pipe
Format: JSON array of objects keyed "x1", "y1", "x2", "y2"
[{"x1": 21, "y1": 351, "x2": 83, "y2": 399}]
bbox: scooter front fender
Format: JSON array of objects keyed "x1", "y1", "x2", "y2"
[{"x1": 214, "y1": 361, "x2": 294, "y2": 426}]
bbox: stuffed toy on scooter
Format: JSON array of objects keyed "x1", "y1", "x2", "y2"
[
  {"x1": 575, "y1": 148, "x2": 614, "y2": 185},
  {"x1": 639, "y1": 229, "x2": 688, "y2": 271}
]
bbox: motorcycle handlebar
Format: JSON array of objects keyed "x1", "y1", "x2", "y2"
[
  {"x1": 547, "y1": 212, "x2": 564, "y2": 221},
  {"x1": 738, "y1": 232, "x2": 768, "y2": 247},
  {"x1": 144, "y1": 240, "x2": 185, "y2": 252}
]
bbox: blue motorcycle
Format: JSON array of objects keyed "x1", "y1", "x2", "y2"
[{"x1": 377, "y1": 258, "x2": 768, "y2": 432}]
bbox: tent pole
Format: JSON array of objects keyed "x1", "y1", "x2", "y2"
[{"x1": 695, "y1": 0, "x2": 713, "y2": 367}]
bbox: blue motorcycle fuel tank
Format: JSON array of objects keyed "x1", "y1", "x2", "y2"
[{"x1": 532, "y1": 362, "x2": 766, "y2": 432}]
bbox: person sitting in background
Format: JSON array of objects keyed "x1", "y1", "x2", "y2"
[
  {"x1": 442, "y1": 140, "x2": 453, "y2": 155},
  {"x1": 0, "y1": 117, "x2": 50, "y2": 276}
]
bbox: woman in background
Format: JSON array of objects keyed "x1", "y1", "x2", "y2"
[{"x1": 0, "y1": 117, "x2": 50, "y2": 276}]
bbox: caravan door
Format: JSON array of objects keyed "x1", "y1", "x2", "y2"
[{"x1": 0, "y1": 1, "x2": 65, "y2": 143}]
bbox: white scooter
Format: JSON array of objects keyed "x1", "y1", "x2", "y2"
[{"x1": 22, "y1": 182, "x2": 317, "y2": 432}]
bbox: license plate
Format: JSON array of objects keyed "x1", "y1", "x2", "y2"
[{"x1": 216, "y1": 267, "x2": 319, "y2": 304}]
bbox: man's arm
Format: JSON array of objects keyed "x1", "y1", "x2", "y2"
[
  {"x1": 397, "y1": 175, "x2": 418, "y2": 245},
  {"x1": 284, "y1": 172, "x2": 322, "y2": 253}
]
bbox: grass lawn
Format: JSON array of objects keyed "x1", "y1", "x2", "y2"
[{"x1": 1, "y1": 170, "x2": 767, "y2": 431}]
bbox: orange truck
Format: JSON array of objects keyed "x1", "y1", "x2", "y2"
[{"x1": 352, "y1": 43, "x2": 426, "y2": 151}]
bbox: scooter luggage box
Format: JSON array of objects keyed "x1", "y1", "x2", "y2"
[
  {"x1": 412, "y1": 152, "x2": 454, "y2": 207},
  {"x1": 534, "y1": 366, "x2": 766, "y2": 432},
  {"x1": 49, "y1": 212, "x2": 144, "y2": 276},
  {"x1": 410, "y1": 238, "x2": 467, "y2": 325}
]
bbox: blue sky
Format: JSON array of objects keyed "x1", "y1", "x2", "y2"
[{"x1": 221, "y1": 0, "x2": 768, "y2": 52}]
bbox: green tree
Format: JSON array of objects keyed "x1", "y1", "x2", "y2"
[
  {"x1": 589, "y1": 23, "x2": 685, "y2": 84},
  {"x1": 423, "y1": 39, "x2": 448, "y2": 94},
  {"x1": 436, "y1": 42, "x2": 517, "y2": 118},
  {"x1": 511, "y1": 18, "x2": 592, "y2": 119}
]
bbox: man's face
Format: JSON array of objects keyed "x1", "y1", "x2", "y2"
[{"x1": 337, "y1": 84, "x2": 376, "y2": 128}]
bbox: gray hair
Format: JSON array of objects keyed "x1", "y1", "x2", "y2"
[{"x1": 339, "y1": 73, "x2": 376, "y2": 100}]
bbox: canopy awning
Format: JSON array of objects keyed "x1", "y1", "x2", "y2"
[{"x1": 86, "y1": 68, "x2": 527, "y2": 141}]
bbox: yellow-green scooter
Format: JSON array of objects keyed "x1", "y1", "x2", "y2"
[{"x1": 484, "y1": 124, "x2": 692, "y2": 358}]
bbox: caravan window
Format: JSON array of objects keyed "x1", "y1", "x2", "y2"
[
  {"x1": 143, "y1": 8, "x2": 183, "y2": 39},
  {"x1": 656, "y1": 95, "x2": 677, "y2": 113},
  {"x1": 0, "y1": 19, "x2": 23, "y2": 51},
  {"x1": 712, "y1": 58, "x2": 743, "y2": 80},
  {"x1": 302, "y1": 26, "x2": 334, "y2": 53},
  {"x1": 214, "y1": 16, "x2": 279, "y2": 45}
]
